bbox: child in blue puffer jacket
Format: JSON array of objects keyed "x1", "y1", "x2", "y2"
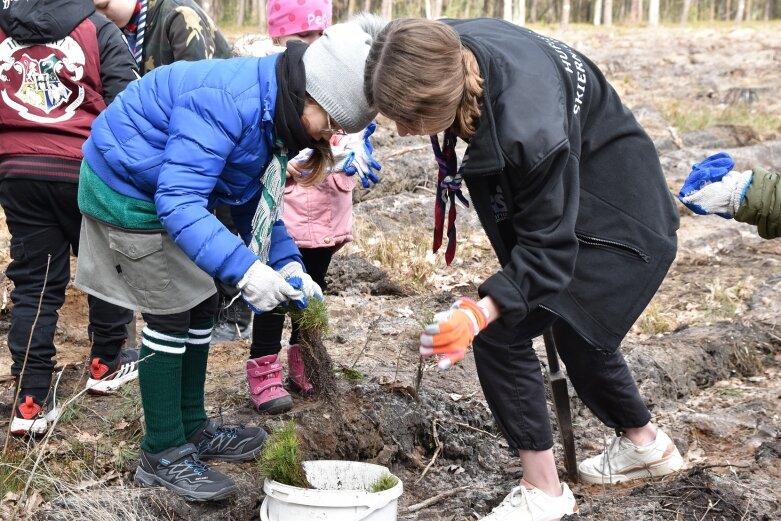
[{"x1": 74, "y1": 21, "x2": 378, "y2": 501}]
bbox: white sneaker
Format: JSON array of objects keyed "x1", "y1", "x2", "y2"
[
  {"x1": 86, "y1": 349, "x2": 139, "y2": 395},
  {"x1": 480, "y1": 483, "x2": 578, "y2": 521},
  {"x1": 578, "y1": 428, "x2": 684, "y2": 485},
  {"x1": 9, "y1": 396, "x2": 48, "y2": 436}
]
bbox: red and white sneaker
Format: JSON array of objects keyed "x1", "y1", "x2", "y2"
[
  {"x1": 10, "y1": 396, "x2": 49, "y2": 437},
  {"x1": 86, "y1": 349, "x2": 140, "y2": 395}
]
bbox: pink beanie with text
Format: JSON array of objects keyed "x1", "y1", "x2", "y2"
[{"x1": 267, "y1": 0, "x2": 332, "y2": 38}]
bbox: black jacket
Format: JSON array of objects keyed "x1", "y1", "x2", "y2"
[
  {"x1": 0, "y1": 0, "x2": 137, "y2": 181},
  {"x1": 447, "y1": 19, "x2": 679, "y2": 350}
]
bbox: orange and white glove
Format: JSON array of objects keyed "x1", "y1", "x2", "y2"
[{"x1": 420, "y1": 297, "x2": 489, "y2": 370}]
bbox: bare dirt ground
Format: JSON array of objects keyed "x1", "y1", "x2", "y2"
[{"x1": 1, "y1": 22, "x2": 781, "y2": 521}]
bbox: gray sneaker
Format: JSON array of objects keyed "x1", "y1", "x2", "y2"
[
  {"x1": 188, "y1": 419, "x2": 267, "y2": 462},
  {"x1": 134, "y1": 443, "x2": 237, "y2": 501}
]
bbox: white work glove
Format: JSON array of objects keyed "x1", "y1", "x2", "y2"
[
  {"x1": 277, "y1": 261, "x2": 324, "y2": 308},
  {"x1": 237, "y1": 260, "x2": 304, "y2": 313},
  {"x1": 678, "y1": 152, "x2": 753, "y2": 218},
  {"x1": 331, "y1": 122, "x2": 381, "y2": 188}
]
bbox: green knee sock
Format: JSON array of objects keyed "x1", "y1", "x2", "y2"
[
  {"x1": 181, "y1": 320, "x2": 212, "y2": 439},
  {"x1": 138, "y1": 330, "x2": 187, "y2": 454}
]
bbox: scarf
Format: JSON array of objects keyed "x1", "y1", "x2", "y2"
[
  {"x1": 124, "y1": 0, "x2": 147, "y2": 66},
  {"x1": 249, "y1": 42, "x2": 318, "y2": 262},
  {"x1": 431, "y1": 132, "x2": 470, "y2": 266},
  {"x1": 273, "y1": 41, "x2": 318, "y2": 157}
]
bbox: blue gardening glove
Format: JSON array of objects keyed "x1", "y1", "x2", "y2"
[
  {"x1": 277, "y1": 262, "x2": 323, "y2": 309},
  {"x1": 237, "y1": 260, "x2": 304, "y2": 314},
  {"x1": 332, "y1": 121, "x2": 381, "y2": 188},
  {"x1": 679, "y1": 152, "x2": 752, "y2": 218}
]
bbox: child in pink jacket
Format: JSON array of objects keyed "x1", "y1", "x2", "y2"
[{"x1": 234, "y1": 4, "x2": 381, "y2": 413}]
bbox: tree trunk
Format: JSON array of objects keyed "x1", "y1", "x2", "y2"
[
  {"x1": 364, "y1": 0, "x2": 372, "y2": 14},
  {"x1": 504, "y1": 0, "x2": 514, "y2": 21},
  {"x1": 630, "y1": 0, "x2": 641, "y2": 21},
  {"x1": 433, "y1": 0, "x2": 443, "y2": 18},
  {"x1": 725, "y1": 0, "x2": 732, "y2": 19},
  {"x1": 735, "y1": 0, "x2": 746, "y2": 19},
  {"x1": 258, "y1": 0, "x2": 266, "y2": 31},
  {"x1": 648, "y1": 0, "x2": 660, "y2": 25},
  {"x1": 530, "y1": 0, "x2": 538, "y2": 22},
  {"x1": 745, "y1": 0, "x2": 753, "y2": 19},
  {"x1": 237, "y1": 0, "x2": 246, "y2": 27},
  {"x1": 200, "y1": 0, "x2": 214, "y2": 19},
  {"x1": 381, "y1": 0, "x2": 393, "y2": 19},
  {"x1": 594, "y1": 0, "x2": 603, "y2": 24},
  {"x1": 518, "y1": 0, "x2": 526, "y2": 24},
  {"x1": 561, "y1": 0, "x2": 571, "y2": 28},
  {"x1": 680, "y1": 0, "x2": 692, "y2": 22},
  {"x1": 603, "y1": 0, "x2": 613, "y2": 24}
]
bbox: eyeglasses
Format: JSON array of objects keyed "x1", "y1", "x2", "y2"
[{"x1": 320, "y1": 113, "x2": 346, "y2": 136}]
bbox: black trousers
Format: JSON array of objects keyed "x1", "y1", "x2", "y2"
[
  {"x1": 142, "y1": 293, "x2": 218, "y2": 336},
  {"x1": 473, "y1": 307, "x2": 652, "y2": 451},
  {"x1": 0, "y1": 179, "x2": 133, "y2": 391},
  {"x1": 250, "y1": 246, "x2": 334, "y2": 357}
]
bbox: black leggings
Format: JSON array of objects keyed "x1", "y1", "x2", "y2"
[
  {"x1": 473, "y1": 307, "x2": 652, "y2": 451},
  {"x1": 250, "y1": 247, "x2": 334, "y2": 358}
]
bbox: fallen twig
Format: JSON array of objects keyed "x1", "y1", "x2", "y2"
[
  {"x1": 377, "y1": 144, "x2": 429, "y2": 161},
  {"x1": 399, "y1": 485, "x2": 469, "y2": 514},
  {"x1": 415, "y1": 419, "x2": 442, "y2": 484},
  {"x1": 350, "y1": 317, "x2": 380, "y2": 369}
]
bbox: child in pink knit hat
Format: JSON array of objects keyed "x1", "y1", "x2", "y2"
[
  {"x1": 234, "y1": 8, "x2": 383, "y2": 415},
  {"x1": 267, "y1": 0, "x2": 331, "y2": 41}
]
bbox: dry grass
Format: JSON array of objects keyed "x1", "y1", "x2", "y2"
[{"x1": 662, "y1": 99, "x2": 781, "y2": 137}]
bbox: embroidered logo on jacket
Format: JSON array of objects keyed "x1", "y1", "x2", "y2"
[{"x1": 0, "y1": 36, "x2": 85, "y2": 123}]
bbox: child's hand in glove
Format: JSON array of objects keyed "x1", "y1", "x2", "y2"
[
  {"x1": 238, "y1": 260, "x2": 304, "y2": 313},
  {"x1": 277, "y1": 262, "x2": 323, "y2": 309},
  {"x1": 679, "y1": 152, "x2": 752, "y2": 218},
  {"x1": 420, "y1": 297, "x2": 489, "y2": 370},
  {"x1": 331, "y1": 121, "x2": 381, "y2": 188}
]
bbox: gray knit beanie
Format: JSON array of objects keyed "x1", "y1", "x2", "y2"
[{"x1": 303, "y1": 21, "x2": 377, "y2": 134}]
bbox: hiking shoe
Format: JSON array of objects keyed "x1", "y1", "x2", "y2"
[
  {"x1": 10, "y1": 395, "x2": 49, "y2": 437},
  {"x1": 134, "y1": 443, "x2": 237, "y2": 501},
  {"x1": 481, "y1": 483, "x2": 579, "y2": 520},
  {"x1": 287, "y1": 344, "x2": 314, "y2": 397},
  {"x1": 188, "y1": 419, "x2": 267, "y2": 462},
  {"x1": 86, "y1": 348, "x2": 140, "y2": 395},
  {"x1": 247, "y1": 355, "x2": 293, "y2": 414},
  {"x1": 578, "y1": 428, "x2": 684, "y2": 485},
  {"x1": 212, "y1": 298, "x2": 252, "y2": 343}
]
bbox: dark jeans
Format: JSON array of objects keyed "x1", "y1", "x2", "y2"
[
  {"x1": 473, "y1": 307, "x2": 652, "y2": 451},
  {"x1": 142, "y1": 293, "x2": 218, "y2": 336},
  {"x1": 250, "y1": 246, "x2": 334, "y2": 358},
  {"x1": 0, "y1": 179, "x2": 132, "y2": 392}
]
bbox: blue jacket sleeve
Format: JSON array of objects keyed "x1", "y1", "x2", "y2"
[
  {"x1": 267, "y1": 220, "x2": 303, "y2": 270},
  {"x1": 155, "y1": 88, "x2": 257, "y2": 285}
]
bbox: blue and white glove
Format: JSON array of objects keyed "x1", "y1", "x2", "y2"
[
  {"x1": 332, "y1": 121, "x2": 381, "y2": 188},
  {"x1": 679, "y1": 152, "x2": 752, "y2": 218},
  {"x1": 238, "y1": 260, "x2": 304, "y2": 313},
  {"x1": 277, "y1": 262, "x2": 323, "y2": 309}
]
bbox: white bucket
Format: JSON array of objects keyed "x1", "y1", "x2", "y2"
[{"x1": 260, "y1": 460, "x2": 404, "y2": 521}]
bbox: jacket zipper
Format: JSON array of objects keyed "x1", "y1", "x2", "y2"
[{"x1": 575, "y1": 233, "x2": 650, "y2": 263}]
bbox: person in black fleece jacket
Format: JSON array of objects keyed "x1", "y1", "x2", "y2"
[{"x1": 365, "y1": 17, "x2": 682, "y2": 520}]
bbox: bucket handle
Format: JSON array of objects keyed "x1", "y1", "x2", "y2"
[{"x1": 259, "y1": 494, "x2": 391, "y2": 521}]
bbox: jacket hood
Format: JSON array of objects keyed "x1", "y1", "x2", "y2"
[{"x1": 0, "y1": 0, "x2": 94, "y2": 43}]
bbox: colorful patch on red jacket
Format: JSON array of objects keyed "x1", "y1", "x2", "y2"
[{"x1": 0, "y1": 37, "x2": 86, "y2": 123}]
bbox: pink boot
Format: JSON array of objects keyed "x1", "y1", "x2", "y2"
[
  {"x1": 246, "y1": 355, "x2": 293, "y2": 414},
  {"x1": 287, "y1": 345, "x2": 314, "y2": 397}
]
